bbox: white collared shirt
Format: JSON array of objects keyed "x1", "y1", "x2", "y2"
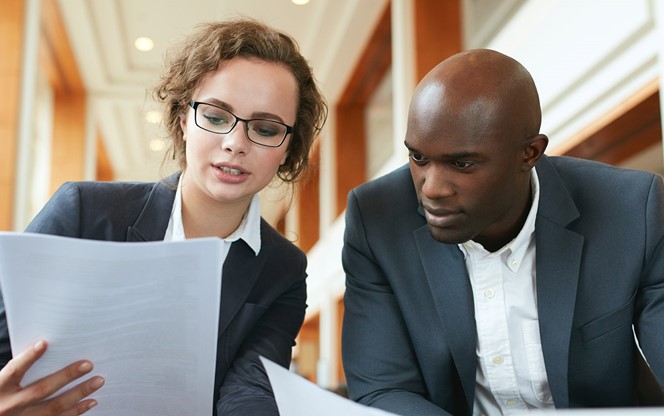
[
  {"x1": 458, "y1": 168, "x2": 554, "y2": 415},
  {"x1": 163, "y1": 174, "x2": 262, "y2": 257}
]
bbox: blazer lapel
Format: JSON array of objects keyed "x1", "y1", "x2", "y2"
[
  {"x1": 127, "y1": 173, "x2": 179, "y2": 242},
  {"x1": 218, "y1": 236, "x2": 267, "y2": 336},
  {"x1": 414, "y1": 225, "x2": 477, "y2": 411},
  {"x1": 534, "y1": 156, "x2": 584, "y2": 408}
]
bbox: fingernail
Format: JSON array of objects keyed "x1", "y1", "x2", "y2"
[
  {"x1": 91, "y1": 376, "x2": 105, "y2": 389},
  {"x1": 34, "y1": 340, "x2": 46, "y2": 351},
  {"x1": 78, "y1": 361, "x2": 92, "y2": 373},
  {"x1": 87, "y1": 400, "x2": 97, "y2": 409}
]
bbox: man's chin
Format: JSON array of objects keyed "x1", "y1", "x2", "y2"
[{"x1": 427, "y1": 224, "x2": 472, "y2": 245}]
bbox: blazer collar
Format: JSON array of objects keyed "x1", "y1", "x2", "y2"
[
  {"x1": 533, "y1": 155, "x2": 584, "y2": 408},
  {"x1": 218, "y1": 227, "x2": 269, "y2": 335},
  {"x1": 414, "y1": 225, "x2": 477, "y2": 411},
  {"x1": 126, "y1": 172, "x2": 180, "y2": 242}
]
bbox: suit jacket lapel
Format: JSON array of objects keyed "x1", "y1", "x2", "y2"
[
  {"x1": 218, "y1": 235, "x2": 267, "y2": 336},
  {"x1": 414, "y1": 225, "x2": 477, "y2": 411},
  {"x1": 534, "y1": 156, "x2": 584, "y2": 408},
  {"x1": 127, "y1": 173, "x2": 179, "y2": 242}
]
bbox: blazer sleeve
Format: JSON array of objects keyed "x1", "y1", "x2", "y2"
[
  {"x1": 0, "y1": 183, "x2": 83, "y2": 368},
  {"x1": 341, "y1": 189, "x2": 451, "y2": 416},
  {"x1": 217, "y1": 251, "x2": 307, "y2": 416},
  {"x1": 634, "y1": 174, "x2": 664, "y2": 388}
]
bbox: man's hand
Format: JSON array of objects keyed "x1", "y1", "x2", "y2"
[{"x1": 0, "y1": 340, "x2": 104, "y2": 416}]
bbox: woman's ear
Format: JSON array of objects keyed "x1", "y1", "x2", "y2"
[
  {"x1": 180, "y1": 114, "x2": 188, "y2": 141},
  {"x1": 521, "y1": 134, "x2": 548, "y2": 171},
  {"x1": 280, "y1": 151, "x2": 289, "y2": 166}
]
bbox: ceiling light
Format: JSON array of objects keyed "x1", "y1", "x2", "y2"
[
  {"x1": 134, "y1": 37, "x2": 154, "y2": 52},
  {"x1": 149, "y1": 139, "x2": 166, "y2": 152},
  {"x1": 145, "y1": 110, "x2": 162, "y2": 124},
  {"x1": 292, "y1": 0, "x2": 310, "y2": 4}
]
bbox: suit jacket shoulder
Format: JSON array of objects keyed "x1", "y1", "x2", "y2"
[{"x1": 25, "y1": 174, "x2": 178, "y2": 241}]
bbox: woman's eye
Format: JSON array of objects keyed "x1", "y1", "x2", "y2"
[{"x1": 204, "y1": 114, "x2": 230, "y2": 126}]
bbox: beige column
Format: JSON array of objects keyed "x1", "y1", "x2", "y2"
[{"x1": 0, "y1": 0, "x2": 25, "y2": 230}]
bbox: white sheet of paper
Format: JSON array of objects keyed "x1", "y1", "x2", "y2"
[
  {"x1": 0, "y1": 232, "x2": 225, "y2": 416},
  {"x1": 261, "y1": 356, "x2": 400, "y2": 416}
]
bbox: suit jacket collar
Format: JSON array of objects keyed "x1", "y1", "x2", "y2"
[
  {"x1": 533, "y1": 155, "x2": 583, "y2": 408},
  {"x1": 414, "y1": 226, "x2": 477, "y2": 410},
  {"x1": 126, "y1": 172, "x2": 180, "y2": 242}
]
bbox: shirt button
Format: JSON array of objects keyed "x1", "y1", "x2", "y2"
[
  {"x1": 506, "y1": 399, "x2": 518, "y2": 406},
  {"x1": 484, "y1": 288, "x2": 495, "y2": 298},
  {"x1": 511, "y1": 259, "x2": 518, "y2": 268},
  {"x1": 492, "y1": 355, "x2": 503, "y2": 364}
]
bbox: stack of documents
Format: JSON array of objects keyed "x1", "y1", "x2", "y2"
[{"x1": 0, "y1": 232, "x2": 224, "y2": 416}]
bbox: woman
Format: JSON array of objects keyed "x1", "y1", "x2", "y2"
[{"x1": 0, "y1": 18, "x2": 327, "y2": 415}]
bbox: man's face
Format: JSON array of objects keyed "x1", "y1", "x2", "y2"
[{"x1": 405, "y1": 87, "x2": 530, "y2": 251}]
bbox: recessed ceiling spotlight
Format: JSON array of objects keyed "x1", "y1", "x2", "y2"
[
  {"x1": 145, "y1": 110, "x2": 162, "y2": 124},
  {"x1": 292, "y1": 0, "x2": 310, "y2": 5},
  {"x1": 134, "y1": 36, "x2": 154, "y2": 52},
  {"x1": 149, "y1": 138, "x2": 166, "y2": 152}
]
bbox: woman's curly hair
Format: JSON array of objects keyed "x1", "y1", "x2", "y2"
[{"x1": 154, "y1": 18, "x2": 327, "y2": 183}]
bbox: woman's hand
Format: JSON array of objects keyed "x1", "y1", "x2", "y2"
[{"x1": 0, "y1": 340, "x2": 104, "y2": 416}]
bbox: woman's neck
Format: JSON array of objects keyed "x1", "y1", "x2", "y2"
[{"x1": 180, "y1": 181, "x2": 251, "y2": 239}]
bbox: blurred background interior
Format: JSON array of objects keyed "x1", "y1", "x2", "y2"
[{"x1": 2, "y1": 0, "x2": 664, "y2": 394}]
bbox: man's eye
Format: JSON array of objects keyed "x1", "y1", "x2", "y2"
[
  {"x1": 452, "y1": 161, "x2": 474, "y2": 169},
  {"x1": 410, "y1": 152, "x2": 426, "y2": 163}
]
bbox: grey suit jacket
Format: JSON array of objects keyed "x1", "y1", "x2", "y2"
[
  {"x1": 0, "y1": 172, "x2": 307, "y2": 416},
  {"x1": 341, "y1": 155, "x2": 664, "y2": 415}
]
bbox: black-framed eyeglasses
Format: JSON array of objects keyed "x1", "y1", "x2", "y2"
[{"x1": 189, "y1": 101, "x2": 293, "y2": 148}]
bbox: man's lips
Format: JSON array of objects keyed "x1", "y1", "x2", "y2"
[{"x1": 423, "y1": 206, "x2": 462, "y2": 227}]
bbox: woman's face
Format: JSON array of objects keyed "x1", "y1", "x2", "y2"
[{"x1": 180, "y1": 57, "x2": 298, "y2": 211}]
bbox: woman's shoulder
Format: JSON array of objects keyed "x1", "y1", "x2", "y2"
[{"x1": 259, "y1": 219, "x2": 306, "y2": 260}]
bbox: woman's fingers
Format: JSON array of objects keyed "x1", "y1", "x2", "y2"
[
  {"x1": 0, "y1": 340, "x2": 104, "y2": 416},
  {"x1": 35, "y1": 375, "x2": 104, "y2": 416},
  {"x1": 0, "y1": 340, "x2": 48, "y2": 388},
  {"x1": 20, "y1": 359, "x2": 99, "y2": 405}
]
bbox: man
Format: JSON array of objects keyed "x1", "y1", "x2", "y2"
[{"x1": 341, "y1": 49, "x2": 664, "y2": 415}]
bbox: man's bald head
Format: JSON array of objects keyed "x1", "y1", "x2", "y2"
[
  {"x1": 409, "y1": 49, "x2": 542, "y2": 145},
  {"x1": 404, "y1": 49, "x2": 549, "y2": 251}
]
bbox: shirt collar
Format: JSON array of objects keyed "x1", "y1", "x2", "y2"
[
  {"x1": 165, "y1": 174, "x2": 262, "y2": 256},
  {"x1": 458, "y1": 168, "x2": 540, "y2": 263}
]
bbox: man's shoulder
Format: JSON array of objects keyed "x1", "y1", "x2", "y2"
[
  {"x1": 545, "y1": 155, "x2": 655, "y2": 178},
  {"x1": 353, "y1": 164, "x2": 413, "y2": 197},
  {"x1": 539, "y1": 155, "x2": 661, "y2": 219},
  {"x1": 347, "y1": 164, "x2": 419, "y2": 222}
]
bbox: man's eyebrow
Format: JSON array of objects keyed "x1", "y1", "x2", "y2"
[
  {"x1": 404, "y1": 142, "x2": 480, "y2": 159},
  {"x1": 445, "y1": 151, "x2": 481, "y2": 159}
]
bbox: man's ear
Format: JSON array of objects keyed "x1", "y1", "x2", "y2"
[{"x1": 521, "y1": 134, "x2": 548, "y2": 171}]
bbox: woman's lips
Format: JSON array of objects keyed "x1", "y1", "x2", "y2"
[{"x1": 212, "y1": 163, "x2": 248, "y2": 184}]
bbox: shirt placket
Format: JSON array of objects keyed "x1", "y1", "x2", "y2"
[{"x1": 473, "y1": 254, "x2": 525, "y2": 413}]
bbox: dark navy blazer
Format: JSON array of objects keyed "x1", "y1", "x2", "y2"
[
  {"x1": 0, "y1": 172, "x2": 307, "y2": 415},
  {"x1": 342, "y1": 155, "x2": 664, "y2": 415}
]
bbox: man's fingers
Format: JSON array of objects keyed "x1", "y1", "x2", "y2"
[{"x1": 0, "y1": 340, "x2": 48, "y2": 386}]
